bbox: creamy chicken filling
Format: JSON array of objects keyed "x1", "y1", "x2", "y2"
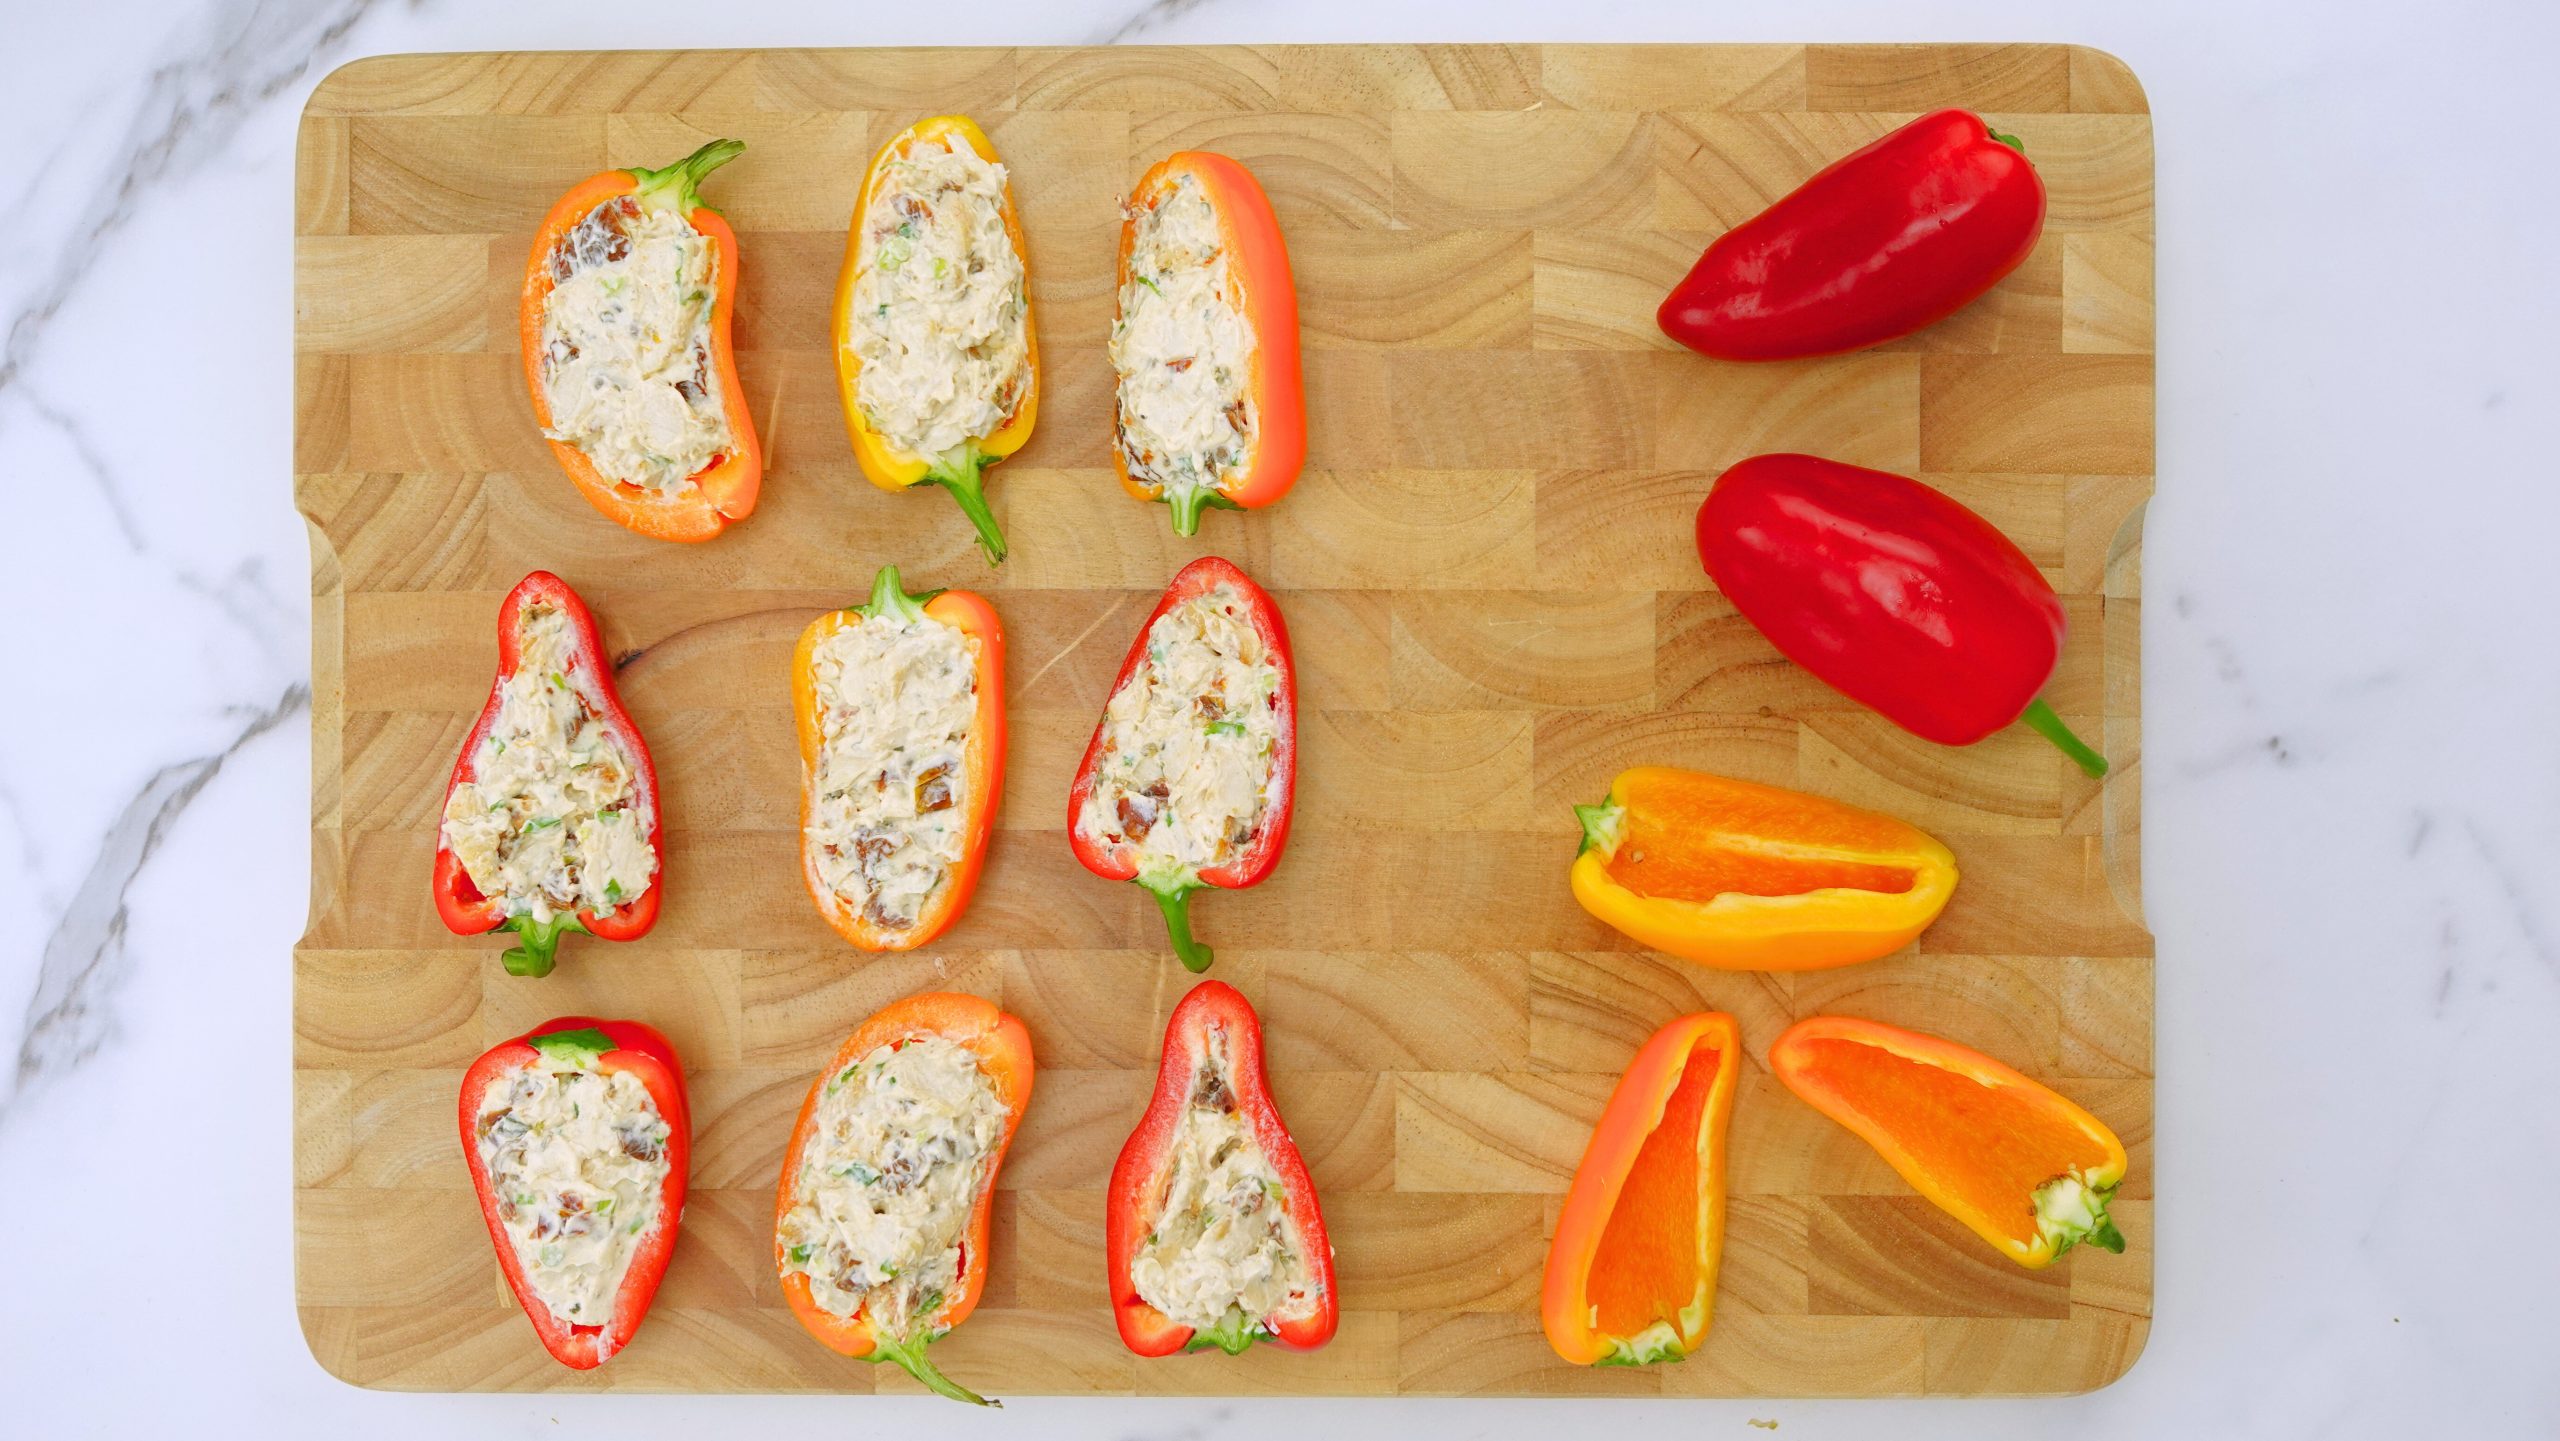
[
  {"x1": 538, "y1": 197, "x2": 732, "y2": 494},
  {"x1": 1075, "y1": 586, "x2": 1283, "y2": 879},
  {"x1": 778, "y1": 1037, "x2": 1008, "y2": 1337},
  {"x1": 440, "y1": 604, "x2": 654, "y2": 923},
  {"x1": 846, "y1": 136, "x2": 1032, "y2": 461},
  {"x1": 1130, "y1": 1025, "x2": 1314, "y2": 1334},
  {"x1": 805, "y1": 610, "x2": 979, "y2": 933},
  {"x1": 1112, "y1": 172, "x2": 1257, "y2": 510},
  {"x1": 474, "y1": 1055, "x2": 672, "y2": 1330}
]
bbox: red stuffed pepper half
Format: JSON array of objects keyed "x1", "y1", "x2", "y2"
[
  {"x1": 1107, "y1": 980, "x2": 1336, "y2": 1355},
  {"x1": 432, "y1": 571, "x2": 664, "y2": 977},
  {"x1": 1068, "y1": 556, "x2": 1295, "y2": 972},
  {"x1": 458, "y1": 1017, "x2": 691, "y2": 1369}
]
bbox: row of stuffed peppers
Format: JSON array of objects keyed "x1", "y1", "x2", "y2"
[
  {"x1": 520, "y1": 120, "x2": 1303, "y2": 559},
  {"x1": 462, "y1": 982, "x2": 1333, "y2": 1403}
]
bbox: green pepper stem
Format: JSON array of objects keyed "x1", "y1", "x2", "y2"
[
  {"x1": 631, "y1": 138, "x2": 744, "y2": 215},
  {"x1": 500, "y1": 913, "x2": 588, "y2": 978},
  {"x1": 1144, "y1": 876, "x2": 1214, "y2": 973},
  {"x1": 1163, "y1": 483, "x2": 1242, "y2": 538},
  {"x1": 1574, "y1": 800, "x2": 1625, "y2": 858},
  {"x1": 860, "y1": 564, "x2": 940, "y2": 625},
  {"x1": 1184, "y1": 1304, "x2": 1262, "y2": 1355},
  {"x1": 2020, "y1": 698, "x2": 2109, "y2": 778},
  {"x1": 1986, "y1": 126, "x2": 2026, "y2": 154},
  {"x1": 866, "y1": 1331, "x2": 997, "y2": 1408},
  {"x1": 927, "y1": 443, "x2": 1007, "y2": 566}
]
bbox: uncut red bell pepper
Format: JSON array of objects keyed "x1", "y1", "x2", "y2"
[
  {"x1": 431, "y1": 571, "x2": 664, "y2": 976},
  {"x1": 1658, "y1": 109, "x2": 2046, "y2": 360},
  {"x1": 1106, "y1": 980, "x2": 1337, "y2": 1356},
  {"x1": 1068, "y1": 556, "x2": 1297, "y2": 972},
  {"x1": 1697, "y1": 454, "x2": 2106, "y2": 775},
  {"x1": 457, "y1": 1017, "x2": 691, "y2": 1369}
]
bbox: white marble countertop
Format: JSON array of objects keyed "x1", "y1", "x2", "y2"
[{"x1": 4, "y1": 0, "x2": 2555, "y2": 1435}]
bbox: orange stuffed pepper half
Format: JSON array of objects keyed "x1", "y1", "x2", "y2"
[
  {"x1": 835, "y1": 115, "x2": 1039, "y2": 564},
  {"x1": 774, "y1": 992, "x2": 1034, "y2": 1406},
  {"x1": 1571, "y1": 766, "x2": 1957, "y2": 971},
  {"x1": 520, "y1": 140, "x2": 762, "y2": 542},
  {"x1": 792, "y1": 565, "x2": 1005, "y2": 951},
  {"x1": 1541, "y1": 1012, "x2": 1740, "y2": 1366},
  {"x1": 1110, "y1": 151, "x2": 1304, "y2": 536}
]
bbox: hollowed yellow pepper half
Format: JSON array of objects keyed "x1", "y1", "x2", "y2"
[{"x1": 1570, "y1": 766, "x2": 1958, "y2": 971}]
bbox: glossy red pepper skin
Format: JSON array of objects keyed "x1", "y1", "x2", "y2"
[
  {"x1": 1658, "y1": 109, "x2": 2046, "y2": 360},
  {"x1": 1698, "y1": 454, "x2": 2100, "y2": 773},
  {"x1": 1067, "y1": 557, "x2": 1297, "y2": 972},
  {"x1": 431, "y1": 572, "x2": 663, "y2": 976},
  {"x1": 457, "y1": 1017, "x2": 691, "y2": 1369},
  {"x1": 1107, "y1": 980, "x2": 1336, "y2": 1356}
]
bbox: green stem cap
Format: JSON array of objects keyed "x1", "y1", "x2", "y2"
[
  {"x1": 865, "y1": 1331, "x2": 997, "y2": 1408},
  {"x1": 630, "y1": 138, "x2": 744, "y2": 215},
  {"x1": 2021, "y1": 698, "x2": 2109, "y2": 778},
  {"x1": 927, "y1": 443, "x2": 1008, "y2": 566},
  {"x1": 1185, "y1": 1304, "x2": 1263, "y2": 1356},
  {"x1": 527, "y1": 1027, "x2": 615, "y2": 1064},
  {"x1": 1144, "y1": 875, "x2": 1215, "y2": 973},
  {"x1": 1574, "y1": 799, "x2": 1625, "y2": 857},
  {"x1": 1986, "y1": 126, "x2": 2026, "y2": 155},
  {"x1": 1164, "y1": 483, "x2": 1242, "y2": 538},
  {"x1": 500, "y1": 913, "x2": 588, "y2": 978},
  {"x1": 858, "y1": 564, "x2": 941, "y2": 625}
]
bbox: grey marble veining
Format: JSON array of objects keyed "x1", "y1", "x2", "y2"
[{"x1": 2, "y1": 0, "x2": 2555, "y2": 1436}]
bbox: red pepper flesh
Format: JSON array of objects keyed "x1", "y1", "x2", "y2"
[
  {"x1": 430, "y1": 571, "x2": 665, "y2": 975},
  {"x1": 1657, "y1": 109, "x2": 2046, "y2": 361},
  {"x1": 456, "y1": 1017, "x2": 691, "y2": 1369},
  {"x1": 1067, "y1": 556, "x2": 1297, "y2": 972},
  {"x1": 1697, "y1": 454, "x2": 2105, "y2": 775},
  {"x1": 1106, "y1": 980, "x2": 1337, "y2": 1356}
]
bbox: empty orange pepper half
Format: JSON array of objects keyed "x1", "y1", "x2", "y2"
[
  {"x1": 1542, "y1": 1012, "x2": 1739, "y2": 1366},
  {"x1": 834, "y1": 115, "x2": 1039, "y2": 565},
  {"x1": 1771, "y1": 1016, "x2": 2128, "y2": 1268},
  {"x1": 1570, "y1": 766, "x2": 1957, "y2": 971},
  {"x1": 519, "y1": 140, "x2": 762, "y2": 543},
  {"x1": 1111, "y1": 151, "x2": 1304, "y2": 536}
]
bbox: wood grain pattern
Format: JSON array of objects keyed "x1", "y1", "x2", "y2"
[{"x1": 293, "y1": 42, "x2": 2153, "y2": 1397}]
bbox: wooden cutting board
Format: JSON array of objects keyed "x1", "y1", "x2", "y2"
[{"x1": 292, "y1": 41, "x2": 2153, "y2": 1397}]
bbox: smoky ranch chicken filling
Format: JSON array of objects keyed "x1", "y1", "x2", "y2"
[
  {"x1": 439, "y1": 604, "x2": 654, "y2": 923},
  {"x1": 473, "y1": 1056, "x2": 672, "y2": 1329},
  {"x1": 845, "y1": 136, "x2": 1032, "y2": 460},
  {"x1": 1077, "y1": 585, "x2": 1283, "y2": 878},
  {"x1": 537, "y1": 195, "x2": 733, "y2": 495},
  {"x1": 1112, "y1": 172, "x2": 1258, "y2": 505},
  {"x1": 1131, "y1": 1024, "x2": 1317, "y2": 1333},
  {"x1": 779, "y1": 1036, "x2": 1008, "y2": 1336},
  {"x1": 805, "y1": 609, "x2": 978, "y2": 933}
]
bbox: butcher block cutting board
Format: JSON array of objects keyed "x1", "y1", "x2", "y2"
[{"x1": 293, "y1": 42, "x2": 2154, "y2": 1397}]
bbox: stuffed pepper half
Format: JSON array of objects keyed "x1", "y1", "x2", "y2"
[
  {"x1": 1068, "y1": 557, "x2": 1296, "y2": 973},
  {"x1": 792, "y1": 565, "x2": 1005, "y2": 951},
  {"x1": 775, "y1": 992, "x2": 1034, "y2": 1406},
  {"x1": 433, "y1": 572, "x2": 661, "y2": 977},
  {"x1": 835, "y1": 115, "x2": 1039, "y2": 565},
  {"x1": 1111, "y1": 151, "x2": 1304, "y2": 536},
  {"x1": 520, "y1": 140, "x2": 761, "y2": 541},
  {"x1": 459, "y1": 1018, "x2": 690, "y2": 1369}
]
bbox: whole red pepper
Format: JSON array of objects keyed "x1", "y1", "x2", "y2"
[
  {"x1": 1068, "y1": 557, "x2": 1297, "y2": 972},
  {"x1": 1697, "y1": 453, "x2": 2106, "y2": 775},
  {"x1": 457, "y1": 1017, "x2": 691, "y2": 1369},
  {"x1": 431, "y1": 571, "x2": 663, "y2": 976},
  {"x1": 1107, "y1": 980, "x2": 1337, "y2": 1356},
  {"x1": 1658, "y1": 109, "x2": 2046, "y2": 360}
]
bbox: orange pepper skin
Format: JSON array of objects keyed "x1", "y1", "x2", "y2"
[
  {"x1": 773, "y1": 992, "x2": 1034, "y2": 1406},
  {"x1": 1569, "y1": 766, "x2": 1957, "y2": 971},
  {"x1": 518, "y1": 141, "x2": 762, "y2": 543},
  {"x1": 1771, "y1": 1016, "x2": 2129, "y2": 1268},
  {"x1": 1542, "y1": 1012, "x2": 1740, "y2": 1366},
  {"x1": 833, "y1": 116, "x2": 1040, "y2": 565},
  {"x1": 1111, "y1": 152, "x2": 1305, "y2": 536},
  {"x1": 790, "y1": 566, "x2": 1005, "y2": 951}
]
